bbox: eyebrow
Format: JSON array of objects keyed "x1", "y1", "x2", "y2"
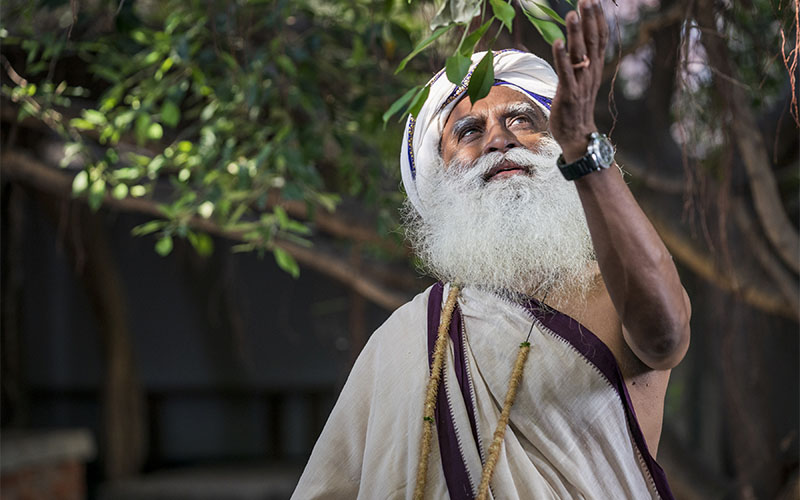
[
  {"x1": 503, "y1": 101, "x2": 539, "y2": 118},
  {"x1": 449, "y1": 101, "x2": 542, "y2": 139},
  {"x1": 451, "y1": 115, "x2": 484, "y2": 139}
]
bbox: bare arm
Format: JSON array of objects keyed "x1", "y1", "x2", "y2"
[{"x1": 548, "y1": 0, "x2": 691, "y2": 370}]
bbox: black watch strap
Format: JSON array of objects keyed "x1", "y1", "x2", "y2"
[{"x1": 557, "y1": 154, "x2": 601, "y2": 181}]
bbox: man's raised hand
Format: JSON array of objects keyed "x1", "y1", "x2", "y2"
[{"x1": 548, "y1": 0, "x2": 609, "y2": 163}]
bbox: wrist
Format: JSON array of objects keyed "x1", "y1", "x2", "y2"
[
  {"x1": 557, "y1": 129, "x2": 597, "y2": 162},
  {"x1": 556, "y1": 131, "x2": 615, "y2": 181},
  {"x1": 560, "y1": 141, "x2": 590, "y2": 163}
]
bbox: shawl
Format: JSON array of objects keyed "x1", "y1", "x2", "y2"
[{"x1": 291, "y1": 284, "x2": 674, "y2": 499}]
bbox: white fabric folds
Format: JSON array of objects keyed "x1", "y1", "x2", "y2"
[
  {"x1": 292, "y1": 285, "x2": 671, "y2": 499},
  {"x1": 399, "y1": 49, "x2": 559, "y2": 217}
]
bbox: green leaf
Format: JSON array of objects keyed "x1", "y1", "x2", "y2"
[
  {"x1": 88, "y1": 179, "x2": 106, "y2": 211},
  {"x1": 147, "y1": 122, "x2": 163, "y2": 140},
  {"x1": 112, "y1": 183, "x2": 128, "y2": 199},
  {"x1": 459, "y1": 19, "x2": 493, "y2": 56},
  {"x1": 316, "y1": 193, "x2": 339, "y2": 212},
  {"x1": 70, "y1": 118, "x2": 95, "y2": 130},
  {"x1": 431, "y1": 0, "x2": 482, "y2": 29},
  {"x1": 523, "y1": 10, "x2": 564, "y2": 45},
  {"x1": 279, "y1": 234, "x2": 312, "y2": 250},
  {"x1": 72, "y1": 170, "x2": 89, "y2": 196},
  {"x1": 83, "y1": 109, "x2": 107, "y2": 125},
  {"x1": 61, "y1": 143, "x2": 82, "y2": 168},
  {"x1": 273, "y1": 247, "x2": 300, "y2": 278},
  {"x1": 276, "y1": 55, "x2": 296, "y2": 76},
  {"x1": 155, "y1": 234, "x2": 173, "y2": 256},
  {"x1": 467, "y1": 51, "x2": 494, "y2": 104},
  {"x1": 188, "y1": 231, "x2": 214, "y2": 257},
  {"x1": 135, "y1": 114, "x2": 150, "y2": 144},
  {"x1": 407, "y1": 85, "x2": 431, "y2": 118},
  {"x1": 285, "y1": 219, "x2": 312, "y2": 235},
  {"x1": 526, "y1": 1, "x2": 566, "y2": 25},
  {"x1": 274, "y1": 205, "x2": 289, "y2": 229},
  {"x1": 161, "y1": 100, "x2": 180, "y2": 127},
  {"x1": 144, "y1": 50, "x2": 161, "y2": 65},
  {"x1": 383, "y1": 85, "x2": 419, "y2": 125},
  {"x1": 446, "y1": 52, "x2": 471, "y2": 84},
  {"x1": 132, "y1": 220, "x2": 166, "y2": 236},
  {"x1": 489, "y1": 0, "x2": 516, "y2": 32},
  {"x1": 395, "y1": 24, "x2": 455, "y2": 74},
  {"x1": 131, "y1": 30, "x2": 148, "y2": 44}
]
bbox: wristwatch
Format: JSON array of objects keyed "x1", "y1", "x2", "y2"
[{"x1": 556, "y1": 132, "x2": 615, "y2": 181}]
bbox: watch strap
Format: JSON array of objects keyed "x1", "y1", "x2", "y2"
[{"x1": 557, "y1": 154, "x2": 602, "y2": 181}]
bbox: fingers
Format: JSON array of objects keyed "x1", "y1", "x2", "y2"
[
  {"x1": 552, "y1": 39, "x2": 576, "y2": 91},
  {"x1": 580, "y1": 0, "x2": 600, "y2": 63},
  {"x1": 565, "y1": 10, "x2": 587, "y2": 67},
  {"x1": 596, "y1": 1, "x2": 609, "y2": 55}
]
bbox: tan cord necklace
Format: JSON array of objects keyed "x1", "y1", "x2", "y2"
[
  {"x1": 413, "y1": 284, "x2": 533, "y2": 500},
  {"x1": 413, "y1": 284, "x2": 461, "y2": 500}
]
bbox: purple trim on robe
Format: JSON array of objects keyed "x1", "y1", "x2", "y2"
[
  {"x1": 427, "y1": 283, "x2": 477, "y2": 499},
  {"x1": 524, "y1": 300, "x2": 676, "y2": 500}
]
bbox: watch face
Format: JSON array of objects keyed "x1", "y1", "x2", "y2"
[
  {"x1": 590, "y1": 134, "x2": 614, "y2": 167},
  {"x1": 598, "y1": 139, "x2": 614, "y2": 166}
]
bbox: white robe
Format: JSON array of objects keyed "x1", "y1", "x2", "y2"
[{"x1": 292, "y1": 284, "x2": 673, "y2": 499}]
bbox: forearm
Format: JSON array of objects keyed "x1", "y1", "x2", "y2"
[
  {"x1": 574, "y1": 164, "x2": 691, "y2": 370},
  {"x1": 549, "y1": 0, "x2": 689, "y2": 369}
]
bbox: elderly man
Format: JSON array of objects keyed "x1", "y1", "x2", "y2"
[{"x1": 292, "y1": 0, "x2": 690, "y2": 498}]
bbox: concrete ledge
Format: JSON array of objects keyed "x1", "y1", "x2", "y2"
[
  {"x1": 99, "y1": 464, "x2": 303, "y2": 500},
  {"x1": 1, "y1": 429, "x2": 96, "y2": 472}
]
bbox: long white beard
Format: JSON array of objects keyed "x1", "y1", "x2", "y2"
[{"x1": 404, "y1": 137, "x2": 596, "y2": 301}]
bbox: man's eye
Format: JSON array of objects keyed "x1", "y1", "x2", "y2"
[
  {"x1": 509, "y1": 115, "x2": 529, "y2": 126},
  {"x1": 460, "y1": 128, "x2": 480, "y2": 139}
]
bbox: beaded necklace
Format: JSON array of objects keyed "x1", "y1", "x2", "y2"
[{"x1": 413, "y1": 285, "x2": 534, "y2": 500}]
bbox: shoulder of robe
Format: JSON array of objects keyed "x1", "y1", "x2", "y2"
[
  {"x1": 351, "y1": 284, "x2": 434, "y2": 378},
  {"x1": 367, "y1": 284, "x2": 433, "y2": 347}
]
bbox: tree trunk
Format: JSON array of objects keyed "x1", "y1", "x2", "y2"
[
  {"x1": 33, "y1": 191, "x2": 147, "y2": 480},
  {"x1": 1, "y1": 183, "x2": 29, "y2": 427}
]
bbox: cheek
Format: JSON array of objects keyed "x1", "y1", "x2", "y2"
[
  {"x1": 446, "y1": 150, "x2": 477, "y2": 170},
  {"x1": 443, "y1": 140, "x2": 480, "y2": 167},
  {"x1": 441, "y1": 137, "x2": 459, "y2": 166},
  {"x1": 520, "y1": 132, "x2": 550, "y2": 152}
]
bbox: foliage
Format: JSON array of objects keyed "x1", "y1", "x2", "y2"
[
  {"x1": 0, "y1": 0, "x2": 569, "y2": 275},
  {"x1": 384, "y1": 0, "x2": 568, "y2": 124},
  {"x1": 3, "y1": 0, "x2": 793, "y2": 276},
  {"x1": 1, "y1": 0, "x2": 429, "y2": 273}
]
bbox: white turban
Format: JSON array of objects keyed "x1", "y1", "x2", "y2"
[{"x1": 400, "y1": 49, "x2": 558, "y2": 216}]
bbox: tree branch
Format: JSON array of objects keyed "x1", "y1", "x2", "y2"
[
  {"x1": 601, "y1": 2, "x2": 687, "y2": 83},
  {"x1": 0, "y1": 149, "x2": 412, "y2": 311},
  {"x1": 277, "y1": 198, "x2": 408, "y2": 256},
  {"x1": 696, "y1": 3, "x2": 800, "y2": 274},
  {"x1": 733, "y1": 200, "x2": 800, "y2": 307},
  {"x1": 619, "y1": 151, "x2": 798, "y2": 321},
  {"x1": 0, "y1": 103, "x2": 409, "y2": 259},
  {"x1": 650, "y1": 214, "x2": 797, "y2": 320}
]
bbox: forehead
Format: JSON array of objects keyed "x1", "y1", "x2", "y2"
[{"x1": 443, "y1": 85, "x2": 539, "y2": 130}]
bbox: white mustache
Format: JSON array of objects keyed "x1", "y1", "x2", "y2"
[{"x1": 449, "y1": 139, "x2": 561, "y2": 185}]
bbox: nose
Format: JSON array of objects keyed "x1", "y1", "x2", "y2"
[{"x1": 482, "y1": 123, "x2": 519, "y2": 155}]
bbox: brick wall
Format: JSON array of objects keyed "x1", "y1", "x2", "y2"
[
  {"x1": 1, "y1": 459, "x2": 86, "y2": 500},
  {"x1": 1, "y1": 429, "x2": 95, "y2": 500}
]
